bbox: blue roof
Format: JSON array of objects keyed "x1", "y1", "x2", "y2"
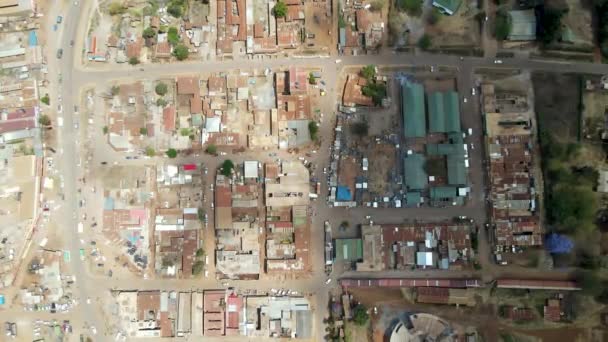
[
  {"x1": 339, "y1": 28, "x2": 346, "y2": 46},
  {"x1": 103, "y1": 197, "x2": 115, "y2": 210},
  {"x1": 28, "y1": 30, "x2": 38, "y2": 47},
  {"x1": 336, "y1": 186, "x2": 352, "y2": 201},
  {"x1": 0, "y1": 295, "x2": 5, "y2": 305}
]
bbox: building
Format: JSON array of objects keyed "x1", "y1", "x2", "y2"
[
  {"x1": 416, "y1": 287, "x2": 475, "y2": 306},
  {"x1": 432, "y1": 0, "x2": 462, "y2": 15},
  {"x1": 508, "y1": 10, "x2": 537, "y2": 41},
  {"x1": 334, "y1": 239, "x2": 363, "y2": 263},
  {"x1": 403, "y1": 153, "x2": 427, "y2": 190},
  {"x1": 402, "y1": 83, "x2": 426, "y2": 138},
  {"x1": 427, "y1": 91, "x2": 461, "y2": 133}
]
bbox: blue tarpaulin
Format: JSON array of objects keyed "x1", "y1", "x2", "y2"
[
  {"x1": 0, "y1": 295, "x2": 5, "y2": 305},
  {"x1": 336, "y1": 186, "x2": 352, "y2": 201},
  {"x1": 545, "y1": 233, "x2": 574, "y2": 254},
  {"x1": 28, "y1": 31, "x2": 38, "y2": 46}
]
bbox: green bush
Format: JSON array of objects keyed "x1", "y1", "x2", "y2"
[
  {"x1": 145, "y1": 147, "x2": 155, "y2": 157},
  {"x1": 221, "y1": 159, "x2": 235, "y2": 177},
  {"x1": 538, "y1": 8, "x2": 566, "y2": 45},
  {"x1": 143, "y1": 27, "x2": 157, "y2": 39},
  {"x1": 155, "y1": 82, "x2": 168, "y2": 96},
  {"x1": 362, "y1": 82, "x2": 387, "y2": 106},
  {"x1": 166, "y1": 148, "x2": 177, "y2": 158},
  {"x1": 38, "y1": 115, "x2": 51, "y2": 126},
  {"x1": 108, "y1": 2, "x2": 126, "y2": 16},
  {"x1": 352, "y1": 305, "x2": 369, "y2": 326},
  {"x1": 273, "y1": 1, "x2": 288, "y2": 18},
  {"x1": 397, "y1": 0, "x2": 422, "y2": 16},
  {"x1": 417, "y1": 34, "x2": 431, "y2": 50},
  {"x1": 168, "y1": 27, "x2": 180, "y2": 46},
  {"x1": 360, "y1": 65, "x2": 376, "y2": 81},
  {"x1": 167, "y1": 3, "x2": 183, "y2": 18},
  {"x1": 192, "y1": 260, "x2": 204, "y2": 275},
  {"x1": 128, "y1": 57, "x2": 140, "y2": 65},
  {"x1": 495, "y1": 10, "x2": 511, "y2": 41},
  {"x1": 173, "y1": 45, "x2": 189, "y2": 60},
  {"x1": 309, "y1": 121, "x2": 319, "y2": 140},
  {"x1": 206, "y1": 144, "x2": 217, "y2": 155},
  {"x1": 139, "y1": 127, "x2": 148, "y2": 136},
  {"x1": 41, "y1": 94, "x2": 50, "y2": 105}
]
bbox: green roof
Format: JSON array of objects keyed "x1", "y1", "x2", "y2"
[
  {"x1": 404, "y1": 153, "x2": 428, "y2": 190},
  {"x1": 447, "y1": 154, "x2": 467, "y2": 185},
  {"x1": 334, "y1": 238, "x2": 363, "y2": 262},
  {"x1": 444, "y1": 91, "x2": 461, "y2": 133},
  {"x1": 430, "y1": 186, "x2": 458, "y2": 200},
  {"x1": 427, "y1": 91, "x2": 461, "y2": 133},
  {"x1": 428, "y1": 92, "x2": 445, "y2": 133},
  {"x1": 426, "y1": 143, "x2": 461, "y2": 156},
  {"x1": 432, "y1": 0, "x2": 462, "y2": 15},
  {"x1": 406, "y1": 192, "x2": 422, "y2": 205},
  {"x1": 402, "y1": 83, "x2": 426, "y2": 138}
]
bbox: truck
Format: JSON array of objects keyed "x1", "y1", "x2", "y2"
[
  {"x1": 324, "y1": 221, "x2": 333, "y2": 275},
  {"x1": 57, "y1": 117, "x2": 63, "y2": 127},
  {"x1": 79, "y1": 248, "x2": 85, "y2": 261}
]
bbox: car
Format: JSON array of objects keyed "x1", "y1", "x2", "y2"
[
  {"x1": 73, "y1": 123, "x2": 78, "y2": 129},
  {"x1": 56, "y1": 49, "x2": 63, "y2": 59},
  {"x1": 101, "y1": 161, "x2": 107, "y2": 165},
  {"x1": 335, "y1": 59, "x2": 342, "y2": 64},
  {"x1": 463, "y1": 97, "x2": 468, "y2": 103},
  {"x1": 69, "y1": 40, "x2": 74, "y2": 47},
  {"x1": 325, "y1": 278, "x2": 332, "y2": 284},
  {"x1": 471, "y1": 87, "x2": 476, "y2": 96},
  {"x1": 468, "y1": 128, "x2": 473, "y2": 136},
  {"x1": 57, "y1": 104, "x2": 63, "y2": 113},
  {"x1": 56, "y1": 16, "x2": 63, "y2": 24},
  {"x1": 91, "y1": 326, "x2": 97, "y2": 335},
  {"x1": 494, "y1": 59, "x2": 503, "y2": 64}
]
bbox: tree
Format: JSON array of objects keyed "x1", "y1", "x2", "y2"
[
  {"x1": 143, "y1": 27, "x2": 157, "y2": 39},
  {"x1": 40, "y1": 94, "x2": 50, "y2": 105},
  {"x1": 197, "y1": 208, "x2": 205, "y2": 222},
  {"x1": 308, "y1": 73, "x2": 317, "y2": 85},
  {"x1": 494, "y1": 10, "x2": 512, "y2": 41},
  {"x1": 538, "y1": 8, "x2": 566, "y2": 44},
  {"x1": 576, "y1": 270, "x2": 602, "y2": 296},
  {"x1": 103, "y1": 126, "x2": 109, "y2": 134},
  {"x1": 195, "y1": 248, "x2": 205, "y2": 258},
  {"x1": 173, "y1": 44, "x2": 189, "y2": 60},
  {"x1": 111, "y1": 85, "x2": 120, "y2": 96},
  {"x1": 362, "y1": 83, "x2": 387, "y2": 106},
  {"x1": 108, "y1": 2, "x2": 126, "y2": 16},
  {"x1": 221, "y1": 159, "x2": 235, "y2": 177},
  {"x1": 206, "y1": 144, "x2": 217, "y2": 155},
  {"x1": 155, "y1": 82, "x2": 168, "y2": 96},
  {"x1": 308, "y1": 121, "x2": 319, "y2": 141},
  {"x1": 427, "y1": 9, "x2": 441, "y2": 25},
  {"x1": 166, "y1": 148, "x2": 178, "y2": 158},
  {"x1": 351, "y1": 121, "x2": 369, "y2": 136},
  {"x1": 38, "y1": 114, "x2": 51, "y2": 126},
  {"x1": 360, "y1": 65, "x2": 376, "y2": 81},
  {"x1": 417, "y1": 34, "x2": 431, "y2": 50},
  {"x1": 352, "y1": 305, "x2": 369, "y2": 326},
  {"x1": 167, "y1": 3, "x2": 183, "y2": 18},
  {"x1": 548, "y1": 185, "x2": 597, "y2": 234},
  {"x1": 369, "y1": 0, "x2": 385, "y2": 11},
  {"x1": 139, "y1": 127, "x2": 148, "y2": 136},
  {"x1": 128, "y1": 57, "x2": 140, "y2": 65},
  {"x1": 145, "y1": 147, "x2": 156, "y2": 157},
  {"x1": 273, "y1": 1, "x2": 288, "y2": 18},
  {"x1": 397, "y1": 0, "x2": 422, "y2": 16},
  {"x1": 180, "y1": 128, "x2": 192, "y2": 136},
  {"x1": 192, "y1": 260, "x2": 204, "y2": 275},
  {"x1": 156, "y1": 98, "x2": 167, "y2": 107},
  {"x1": 168, "y1": 27, "x2": 180, "y2": 46}
]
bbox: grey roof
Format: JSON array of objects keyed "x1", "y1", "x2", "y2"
[
  {"x1": 402, "y1": 83, "x2": 426, "y2": 138},
  {"x1": 404, "y1": 153, "x2": 428, "y2": 190},
  {"x1": 508, "y1": 10, "x2": 537, "y2": 41},
  {"x1": 296, "y1": 310, "x2": 312, "y2": 339}
]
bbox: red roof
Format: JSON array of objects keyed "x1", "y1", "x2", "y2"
[
  {"x1": 162, "y1": 106, "x2": 176, "y2": 132},
  {"x1": 183, "y1": 164, "x2": 197, "y2": 171},
  {"x1": 0, "y1": 118, "x2": 36, "y2": 134},
  {"x1": 6, "y1": 107, "x2": 36, "y2": 120}
]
